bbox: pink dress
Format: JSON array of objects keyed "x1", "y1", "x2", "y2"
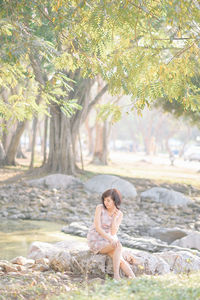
[{"x1": 87, "y1": 204, "x2": 118, "y2": 254}]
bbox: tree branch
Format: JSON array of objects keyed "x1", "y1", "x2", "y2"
[
  {"x1": 129, "y1": 2, "x2": 160, "y2": 20},
  {"x1": 167, "y1": 42, "x2": 195, "y2": 65},
  {"x1": 88, "y1": 84, "x2": 108, "y2": 113}
]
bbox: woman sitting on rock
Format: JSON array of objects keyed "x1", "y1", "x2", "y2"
[{"x1": 87, "y1": 188, "x2": 135, "y2": 280}]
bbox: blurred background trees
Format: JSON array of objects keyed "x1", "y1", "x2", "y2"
[{"x1": 0, "y1": 0, "x2": 200, "y2": 173}]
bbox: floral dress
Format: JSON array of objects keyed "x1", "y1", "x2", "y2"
[{"x1": 87, "y1": 204, "x2": 118, "y2": 254}]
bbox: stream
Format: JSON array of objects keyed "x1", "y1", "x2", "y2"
[{"x1": 0, "y1": 219, "x2": 86, "y2": 260}]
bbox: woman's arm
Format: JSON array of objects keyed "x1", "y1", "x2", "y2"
[
  {"x1": 94, "y1": 204, "x2": 113, "y2": 242},
  {"x1": 110, "y1": 210, "x2": 123, "y2": 235}
]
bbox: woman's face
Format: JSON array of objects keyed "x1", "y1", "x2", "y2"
[{"x1": 104, "y1": 196, "x2": 115, "y2": 210}]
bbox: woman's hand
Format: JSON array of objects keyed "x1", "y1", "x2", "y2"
[
  {"x1": 110, "y1": 209, "x2": 123, "y2": 236},
  {"x1": 109, "y1": 235, "x2": 119, "y2": 248},
  {"x1": 112, "y1": 208, "x2": 119, "y2": 220}
]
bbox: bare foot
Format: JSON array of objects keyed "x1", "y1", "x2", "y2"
[
  {"x1": 128, "y1": 274, "x2": 135, "y2": 279},
  {"x1": 113, "y1": 276, "x2": 121, "y2": 281}
]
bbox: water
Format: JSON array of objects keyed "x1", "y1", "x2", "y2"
[{"x1": 0, "y1": 219, "x2": 86, "y2": 261}]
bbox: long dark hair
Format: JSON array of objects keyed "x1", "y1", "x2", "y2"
[{"x1": 101, "y1": 189, "x2": 122, "y2": 209}]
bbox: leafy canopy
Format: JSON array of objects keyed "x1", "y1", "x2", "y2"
[{"x1": 0, "y1": 0, "x2": 200, "y2": 121}]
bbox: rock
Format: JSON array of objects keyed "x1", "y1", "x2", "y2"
[
  {"x1": 40, "y1": 198, "x2": 52, "y2": 207},
  {"x1": 27, "y1": 240, "x2": 200, "y2": 278},
  {"x1": 16, "y1": 265, "x2": 27, "y2": 272},
  {"x1": 11, "y1": 256, "x2": 35, "y2": 266},
  {"x1": 71, "y1": 251, "x2": 107, "y2": 277},
  {"x1": 2, "y1": 211, "x2": 8, "y2": 217},
  {"x1": 27, "y1": 174, "x2": 83, "y2": 189},
  {"x1": 62, "y1": 222, "x2": 88, "y2": 237},
  {"x1": 50, "y1": 250, "x2": 71, "y2": 272},
  {"x1": 84, "y1": 175, "x2": 137, "y2": 198},
  {"x1": 148, "y1": 227, "x2": 188, "y2": 244},
  {"x1": 60, "y1": 222, "x2": 196, "y2": 254},
  {"x1": 28, "y1": 241, "x2": 61, "y2": 260},
  {"x1": 119, "y1": 233, "x2": 193, "y2": 253},
  {"x1": 31, "y1": 264, "x2": 49, "y2": 272},
  {"x1": 156, "y1": 251, "x2": 200, "y2": 273},
  {"x1": 55, "y1": 240, "x2": 88, "y2": 251},
  {"x1": 140, "y1": 187, "x2": 192, "y2": 207},
  {"x1": 35, "y1": 258, "x2": 49, "y2": 265},
  {"x1": 122, "y1": 249, "x2": 170, "y2": 276},
  {"x1": 172, "y1": 232, "x2": 200, "y2": 250},
  {"x1": 0, "y1": 261, "x2": 18, "y2": 273}
]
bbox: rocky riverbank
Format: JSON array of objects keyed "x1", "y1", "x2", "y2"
[
  {"x1": 1, "y1": 173, "x2": 200, "y2": 299},
  {"x1": 0, "y1": 175, "x2": 200, "y2": 248}
]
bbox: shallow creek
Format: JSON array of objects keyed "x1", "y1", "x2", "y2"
[{"x1": 0, "y1": 219, "x2": 86, "y2": 260}]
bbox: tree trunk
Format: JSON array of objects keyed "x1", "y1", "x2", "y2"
[
  {"x1": 43, "y1": 75, "x2": 108, "y2": 174},
  {"x1": 45, "y1": 105, "x2": 75, "y2": 174},
  {"x1": 179, "y1": 127, "x2": 191, "y2": 157},
  {"x1": 92, "y1": 121, "x2": 109, "y2": 165},
  {"x1": 16, "y1": 143, "x2": 26, "y2": 159},
  {"x1": 30, "y1": 117, "x2": 38, "y2": 169},
  {"x1": 42, "y1": 115, "x2": 49, "y2": 166},
  {"x1": 165, "y1": 131, "x2": 176, "y2": 166},
  {"x1": 85, "y1": 117, "x2": 94, "y2": 155},
  {"x1": 3, "y1": 121, "x2": 27, "y2": 165},
  {"x1": 0, "y1": 142, "x2": 5, "y2": 162}
]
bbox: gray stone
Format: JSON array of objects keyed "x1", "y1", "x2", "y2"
[
  {"x1": 140, "y1": 187, "x2": 192, "y2": 207},
  {"x1": 157, "y1": 251, "x2": 200, "y2": 273},
  {"x1": 1, "y1": 211, "x2": 8, "y2": 217},
  {"x1": 84, "y1": 175, "x2": 137, "y2": 198},
  {"x1": 50, "y1": 250, "x2": 71, "y2": 272},
  {"x1": 62, "y1": 222, "x2": 88, "y2": 237},
  {"x1": 26, "y1": 240, "x2": 200, "y2": 278},
  {"x1": 28, "y1": 241, "x2": 61, "y2": 260},
  {"x1": 60, "y1": 222, "x2": 200, "y2": 254},
  {"x1": 172, "y1": 231, "x2": 200, "y2": 250},
  {"x1": 148, "y1": 227, "x2": 188, "y2": 244},
  {"x1": 27, "y1": 174, "x2": 83, "y2": 189},
  {"x1": 11, "y1": 256, "x2": 35, "y2": 266}
]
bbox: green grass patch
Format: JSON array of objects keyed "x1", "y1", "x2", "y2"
[{"x1": 52, "y1": 272, "x2": 200, "y2": 300}]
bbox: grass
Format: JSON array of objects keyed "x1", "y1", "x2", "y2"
[
  {"x1": 1, "y1": 271, "x2": 200, "y2": 300},
  {"x1": 1, "y1": 151, "x2": 200, "y2": 191},
  {"x1": 51, "y1": 272, "x2": 200, "y2": 300},
  {"x1": 81, "y1": 161, "x2": 200, "y2": 189}
]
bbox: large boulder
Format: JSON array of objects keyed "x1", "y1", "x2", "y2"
[
  {"x1": 172, "y1": 232, "x2": 200, "y2": 251},
  {"x1": 140, "y1": 187, "x2": 192, "y2": 207},
  {"x1": 61, "y1": 222, "x2": 196, "y2": 253},
  {"x1": 148, "y1": 227, "x2": 188, "y2": 244},
  {"x1": 156, "y1": 251, "x2": 200, "y2": 273},
  {"x1": 27, "y1": 240, "x2": 200, "y2": 277},
  {"x1": 84, "y1": 175, "x2": 137, "y2": 198},
  {"x1": 121, "y1": 249, "x2": 170, "y2": 276},
  {"x1": 28, "y1": 241, "x2": 61, "y2": 260},
  {"x1": 62, "y1": 222, "x2": 89, "y2": 237},
  {"x1": 27, "y1": 174, "x2": 83, "y2": 189},
  {"x1": 49, "y1": 250, "x2": 71, "y2": 272}
]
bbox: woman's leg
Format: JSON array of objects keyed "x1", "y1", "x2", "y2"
[
  {"x1": 107, "y1": 249, "x2": 135, "y2": 279},
  {"x1": 112, "y1": 242, "x2": 122, "y2": 280},
  {"x1": 99, "y1": 244, "x2": 115, "y2": 254},
  {"x1": 99, "y1": 242, "x2": 122, "y2": 280},
  {"x1": 120, "y1": 257, "x2": 135, "y2": 278}
]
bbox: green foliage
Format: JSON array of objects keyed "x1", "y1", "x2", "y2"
[
  {"x1": 96, "y1": 103, "x2": 122, "y2": 123},
  {"x1": 155, "y1": 71, "x2": 200, "y2": 127},
  {"x1": 0, "y1": 0, "x2": 200, "y2": 123}
]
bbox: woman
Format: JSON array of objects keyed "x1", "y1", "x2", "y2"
[{"x1": 87, "y1": 188, "x2": 135, "y2": 280}]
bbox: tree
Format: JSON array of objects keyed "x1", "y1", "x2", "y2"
[{"x1": 1, "y1": 0, "x2": 200, "y2": 172}]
